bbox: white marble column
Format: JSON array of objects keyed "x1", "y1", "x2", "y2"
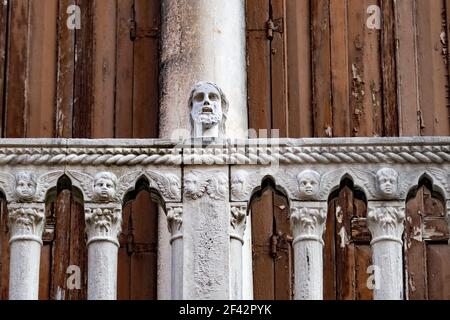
[
  {"x1": 229, "y1": 203, "x2": 247, "y2": 300},
  {"x1": 8, "y1": 203, "x2": 45, "y2": 300},
  {"x1": 166, "y1": 204, "x2": 183, "y2": 299},
  {"x1": 290, "y1": 202, "x2": 327, "y2": 300},
  {"x1": 367, "y1": 201, "x2": 405, "y2": 300},
  {"x1": 447, "y1": 201, "x2": 450, "y2": 246},
  {"x1": 160, "y1": 0, "x2": 247, "y2": 139},
  {"x1": 85, "y1": 203, "x2": 122, "y2": 300}
]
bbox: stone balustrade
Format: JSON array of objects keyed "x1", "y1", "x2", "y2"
[{"x1": 1, "y1": 137, "x2": 449, "y2": 300}]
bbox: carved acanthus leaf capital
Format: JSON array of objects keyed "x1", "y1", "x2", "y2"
[
  {"x1": 368, "y1": 202, "x2": 405, "y2": 245},
  {"x1": 230, "y1": 203, "x2": 247, "y2": 242},
  {"x1": 8, "y1": 203, "x2": 46, "y2": 245},
  {"x1": 290, "y1": 202, "x2": 327, "y2": 245},
  {"x1": 166, "y1": 204, "x2": 183, "y2": 235},
  {"x1": 85, "y1": 203, "x2": 122, "y2": 246}
]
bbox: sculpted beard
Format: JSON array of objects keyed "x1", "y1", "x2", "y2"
[{"x1": 191, "y1": 108, "x2": 223, "y2": 128}]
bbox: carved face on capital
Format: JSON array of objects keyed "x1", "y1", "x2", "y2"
[
  {"x1": 297, "y1": 170, "x2": 320, "y2": 199},
  {"x1": 231, "y1": 170, "x2": 248, "y2": 196},
  {"x1": 15, "y1": 172, "x2": 37, "y2": 200},
  {"x1": 376, "y1": 168, "x2": 398, "y2": 197},
  {"x1": 93, "y1": 172, "x2": 117, "y2": 201},
  {"x1": 184, "y1": 173, "x2": 202, "y2": 199},
  {"x1": 189, "y1": 81, "x2": 228, "y2": 136}
]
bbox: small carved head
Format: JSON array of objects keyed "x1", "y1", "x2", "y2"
[
  {"x1": 184, "y1": 172, "x2": 206, "y2": 200},
  {"x1": 15, "y1": 172, "x2": 37, "y2": 200},
  {"x1": 231, "y1": 170, "x2": 249, "y2": 197},
  {"x1": 93, "y1": 172, "x2": 118, "y2": 201},
  {"x1": 376, "y1": 168, "x2": 398, "y2": 197},
  {"x1": 297, "y1": 170, "x2": 320, "y2": 199},
  {"x1": 188, "y1": 81, "x2": 229, "y2": 137}
]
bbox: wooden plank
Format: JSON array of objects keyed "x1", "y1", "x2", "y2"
[
  {"x1": 117, "y1": 204, "x2": 132, "y2": 300},
  {"x1": 270, "y1": 0, "x2": 288, "y2": 138},
  {"x1": 273, "y1": 193, "x2": 292, "y2": 300},
  {"x1": 56, "y1": 0, "x2": 76, "y2": 138},
  {"x1": 251, "y1": 188, "x2": 275, "y2": 300},
  {"x1": 285, "y1": 0, "x2": 312, "y2": 138},
  {"x1": 347, "y1": 0, "x2": 382, "y2": 137},
  {"x1": 324, "y1": 199, "x2": 337, "y2": 300},
  {"x1": 50, "y1": 190, "x2": 72, "y2": 300},
  {"x1": 73, "y1": 0, "x2": 94, "y2": 138},
  {"x1": 335, "y1": 185, "x2": 356, "y2": 300},
  {"x1": 416, "y1": 0, "x2": 449, "y2": 136},
  {"x1": 311, "y1": 0, "x2": 333, "y2": 137},
  {"x1": 247, "y1": 0, "x2": 271, "y2": 133},
  {"x1": 133, "y1": 0, "x2": 159, "y2": 139},
  {"x1": 4, "y1": 0, "x2": 30, "y2": 138},
  {"x1": 91, "y1": 0, "x2": 116, "y2": 138},
  {"x1": 381, "y1": 0, "x2": 399, "y2": 137},
  {"x1": 405, "y1": 186, "x2": 428, "y2": 300},
  {"x1": 27, "y1": 0, "x2": 57, "y2": 138},
  {"x1": 130, "y1": 191, "x2": 158, "y2": 300},
  {"x1": 393, "y1": 0, "x2": 420, "y2": 136},
  {"x1": 354, "y1": 245, "x2": 373, "y2": 300},
  {"x1": 426, "y1": 245, "x2": 450, "y2": 299},
  {"x1": 39, "y1": 203, "x2": 55, "y2": 300},
  {"x1": 115, "y1": 0, "x2": 134, "y2": 138},
  {"x1": 0, "y1": 0, "x2": 8, "y2": 137},
  {"x1": 330, "y1": 0, "x2": 351, "y2": 137}
]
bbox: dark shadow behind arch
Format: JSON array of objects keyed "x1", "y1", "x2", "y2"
[
  {"x1": 118, "y1": 176, "x2": 160, "y2": 300},
  {"x1": 250, "y1": 176, "x2": 293, "y2": 300}
]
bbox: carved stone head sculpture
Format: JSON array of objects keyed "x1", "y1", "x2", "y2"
[
  {"x1": 15, "y1": 172, "x2": 37, "y2": 201},
  {"x1": 188, "y1": 81, "x2": 229, "y2": 138},
  {"x1": 376, "y1": 168, "x2": 398, "y2": 198},
  {"x1": 184, "y1": 172, "x2": 206, "y2": 200},
  {"x1": 93, "y1": 172, "x2": 118, "y2": 202},
  {"x1": 297, "y1": 170, "x2": 320, "y2": 199},
  {"x1": 231, "y1": 170, "x2": 249, "y2": 197}
]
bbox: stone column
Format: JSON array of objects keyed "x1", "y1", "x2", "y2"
[
  {"x1": 85, "y1": 203, "x2": 122, "y2": 300},
  {"x1": 290, "y1": 202, "x2": 327, "y2": 300},
  {"x1": 230, "y1": 203, "x2": 247, "y2": 300},
  {"x1": 447, "y1": 201, "x2": 450, "y2": 246},
  {"x1": 166, "y1": 204, "x2": 183, "y2": 299},
  {"x1": 183, "y1": 168, "x2": 230, "y2": 299},
  {"x1": 367, "y1": 201, "x2": 405, "y2": 300},
  {"x1": 160, "y1": 0, "x2": 247, "y2": 139},
  {"x1": 8, "y1": 203, "x2": 45, "y2": 300}
]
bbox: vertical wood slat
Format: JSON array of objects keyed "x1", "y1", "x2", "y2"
[
  {"x1": 73, "y1": 0, "x2": 94, "y2": 138},
  {"x1": 247, "y1": 0, "x2": 271, "y2": 133},
  {"x1": 381, "y1": 0, "x2": 399, "y2": 137},
  {"x1": 416, "y1": 0, "x2": 450, "y2": 136},
  {"x1": 251, "y1": 188, "x2": 275, "y2": 300},
  {"x1": 394, "y1": 0, "x2": 421, "y2": 136},
  {"x1": 273, "y1": 193, "x2": 292, "y2": 300},
  {"x1": 285, "y1": 0, "x2": 312, "y2": 138},
  {"x1": 27, "y1": 0, "x2": 57, "y2": 138},
  {"x1": 56, "y1": 0, "x2": 76, "y2": 138},
  {"x1": 311, "y1": 0, "x2": 333, "y2": 138},
  {"x1": 4, "y1": 0, "x2": 30, "y2": 138},
  {"x1": 330, "y1": 0, "x2": 350, "y2": 137},
  {"x1": 91, "y1": 0, "x2": 116, "y2": 138},
  {"x1": 270, "y1": 0, "x2": 288, "y2": 138},
  {"x1": 0, "y1": 0, "x2": 8, "y2": 137}
]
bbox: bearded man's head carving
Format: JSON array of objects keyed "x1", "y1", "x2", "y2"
[{"x1": 188, "y1": 81, "x2": 229, "y2": 138}]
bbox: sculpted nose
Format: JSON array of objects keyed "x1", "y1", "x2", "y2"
[{"x1": 204, "y1": 100, "x2": 210, "y2": 105}]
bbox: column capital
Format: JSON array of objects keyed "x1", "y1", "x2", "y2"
[
  {"x1": 367, "y1": 201, "x2": 405, "y2": 245},
  {"x1": 8, "y1": 202, "x2": 45, "y2": 245},
  {"x1": 85, "y1": 202, "x2": 122, "y2": 247},
  {"x1": 230, "y1": 203, "x2": 247, "y2": 243},
  {"x1": 167, "y1": 204, "x2": 183, "y2": 242},
  {"x1": 290, "y1": 202, "x2": 327, "y2": 245}
]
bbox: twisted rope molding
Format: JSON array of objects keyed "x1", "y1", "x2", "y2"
[{"x1": 0, "y1": 142, "x2": 449, "y2": 166}]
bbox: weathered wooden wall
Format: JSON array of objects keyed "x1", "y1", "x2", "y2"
[{"x1": 0, "y1": 0, "x2": 449, "y2": 300}]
